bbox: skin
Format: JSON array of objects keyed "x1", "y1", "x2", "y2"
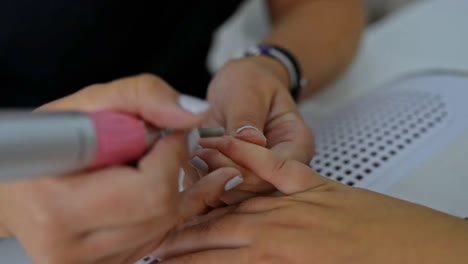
[
  {"x1": 202, "y1": 0, "x2": 365, "y2": 203},
  {"x1": 152, "y1": 137, "x2": 468, "y2": 264},
  {"x1": 0, "y1": 74, "x2": 242, "y2": 264}
]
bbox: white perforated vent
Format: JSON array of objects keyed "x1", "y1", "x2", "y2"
[{"x1": 310, "y1": 90, "x2": 448, "y2": 187}]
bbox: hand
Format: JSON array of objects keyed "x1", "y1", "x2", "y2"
[
  {"x1": 195, "y1": 57, "x2": 314, "y2": 204},
  {"x1": 0, "y1": 74, "x2": 244, "y2": 264},
  {"x1": 152, "y1": 137, "x2": 468, "y2": 264}
]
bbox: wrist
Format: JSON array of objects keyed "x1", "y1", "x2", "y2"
[{"x1": 240, "y1": 56, "x2": 290, "y2": 90}]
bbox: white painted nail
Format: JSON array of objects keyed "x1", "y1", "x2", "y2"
[
  {"x1": 135, "y1": 255, "x2": 162, "y2": 264},
  {"x1": 187, "y1": 128, "x2": 201, "y2": 155},
  {"x1": 178, "y1": 168, "x2": 185, "y2": 193},
  {"x1": 178, "y1": 94, "x2": 210, "y2": 114},
  {"x1": 235, "y1": 125, "x2": 261, "y2": 135},
  {"x1": 224, "y1": 176, "x2": 244, "y2": 191},
  {"x1": 189, "y1": 156, "x2": 209, "y2": 172},
  {"x1": 195, "y1": 144, "x2": 203, "y2": 150},
  {"x1": 235, "y1": 125, "x2": 266, "y2": 140}
]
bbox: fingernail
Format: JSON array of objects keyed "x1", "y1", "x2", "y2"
[
  {"x1": 195, "y1": 144, "x2": 203, "y2": 150},
  {"x1": 178, "y1": 168, "x2": 185, "y2": 193},
  {"x1": 187, "y1": 128, "x2": 201, "y2": 154},
  {"x1": 224, "y1": 175, "x2": 244, "y2": 191},
  {"x1": 235, "y1": 125, "x2": 266, "y2": 139},
  {"x1": 178, "y1": 94, "x2": 210, "y2": 114},
  {"x1": 135, "y1": 255, "x2": 162, "y2": 264},
  {"x1": 189, "y1": 156, "x2": 209, "y2": 172}
]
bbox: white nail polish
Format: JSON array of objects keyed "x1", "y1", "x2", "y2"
[
  {"x1": 195, "y1": 144, "x2": 203, "y2": 150},
  {"x1": 178, "y1": 168, "x2": 185, "y2": 193},
  {"x1": 187, "y1": 128, "x2": 201, "y2": 155},
  {"x1": 224, "y1": 176, "x2": 244, "y2": 191},
  {"x1": 189, "y1": 156, "x2": 209, "y2": 172},
  {"x1": 178, "y1": 94, "x2": 210, "y2": 114},
  {"x1": 235, "y1": 125, "x2": 261, "y2": 134},
  {"x1": 135, "y1": 255, "x2": 162, "y2": 264}
]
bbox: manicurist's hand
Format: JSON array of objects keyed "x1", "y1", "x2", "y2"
[
  {"x1": 195, "y1": 57, "x2": 314, "y2": 204},
  {"x1": 0, "y1": 74, "x2": 243, "y2": 264},
  {"x1": 152, "y1": 137, "x2": 468, "y2": 264}
]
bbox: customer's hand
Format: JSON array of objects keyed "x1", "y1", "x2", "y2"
[
  {"x1": 200, "y1": 57, "x2": 314, "y2": 204},
  {"x1": 0, "y1": 74, "x2": 243, "y2": 264},
  {"x1": 153, "y1": 137, "x2": 468, "y2": 264}
]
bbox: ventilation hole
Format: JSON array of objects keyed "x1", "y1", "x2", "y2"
[
  {"x1": 316, "y1": 168, "x2": 322, "y2": 173},
  {"x1": 362, "y1": 158, "x2": 369, "y2": 163},
  {"x1": 347, "y1": 181, "x2": 355, "y2": 186},
  {"x1": 345, "y1": 170, "x2": 352, "y2": 175},
  {"x1": 394, "y1": 134, "x2": 401, "y2": 139},
  {"x1": 405, "y1": 139, "x2": 412, "y2": 144},
  {"x1": 324, "y1": 162, "x2": 331, "y2": 167},
  {"x1": 360, "y1": 148, "x2": 367, "y2": 153},
  {"x1": 341, "y1": 150, "x2": 348, "y2": 155},
  {"x1": 420, "y1": 128, "x2": 427, "y2": 133},
  {"x1": 378, "y1": 146, "x2": 385, "y2": 151},
  {"x1": 384, "y1": 131, "x2": 390, "y2": 136},
  {"x1": 402, "y1": 129, "x2": 409, "y2": 133},
  {"x1": 336, "y1": 176, "x2": 343, "y2": 181},
  {"x1": 343, "y1": 160, "x2": 350, "y2": 164},
  {"x1": 389, "y1": 150, "x2": 396, "y2": 156},
  {"x1": 413, "y1": 133, "x2": 419, "y2": 138},
  {"x1": 368, "y1": 142, "x2": 375, "y2": 147},
  {"x1": 353, "y1": 164, "x2": 361, "y2": 169},
  {"x1": 370, "y1": 152, "x2": 377, "y2": 157},
  {"x1": 351, "y1": 154, "x2": 358, "y2": 159},
  {"x1": 326, "y1": 172, "x2": 333, "y2": 177},
  {"x1": 358, "y1": 139, "x2": 364, "y2": 143},
  {"x1": 427, "y1": 122, "x2": 434, "y2": 127},
  {"x1": 350, "y1": 144, "x2": 356, "y2": 149},
  {"x1": 397, "y1": 145, "x2": 404, "y2": 150},
  {"x1": 335, "y1": 166, "x2": 342, "y2": 171},
  {"x1": 364, "y1": 168, "x2": 372, "y2": 174},
  {"x1": 386, "y1": 140, "x2": 393, "y2": 145},
  {"x1": 331, "y1": 148, "x2": 338, "y2": 153},
  {"x1": 373, "y1": 162, "x2": 380, "y2": 168},
  {"x1": 381, "y1": 156, "x2": 388, "y2": 161},
  {"x1": 315, "y1": 159, "x2": 321, "y2": 164},
  {"x1": 356, "y1": 175, "x2": 363, "y2": 180},
  {"x1": 376, "y1": 136, "x2": 382, "y2": 141},
  {"x1": 324, "y1": 153, "x2": 330, "y2": 158}
]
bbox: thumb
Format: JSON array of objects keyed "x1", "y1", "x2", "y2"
[
  {"x1": 220, "y1": 91, "x2": 269, "y2": 147},
  {"x1": 38, "y1": 74, "x2": 210, "y2": 130},
  {"x1": 202, "y1": 137, "x2": 329, "y2": 195}
]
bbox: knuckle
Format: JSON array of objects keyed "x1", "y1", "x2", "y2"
[{"x1": 271, "y1": 157, "x2": 290, "y2": 177}]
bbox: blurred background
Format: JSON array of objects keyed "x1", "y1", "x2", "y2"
[{"x1": 365, "y1": 0, "x2": 421, "y2": 22}]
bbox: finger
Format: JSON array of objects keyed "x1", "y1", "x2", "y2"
[
  {"x1": 202, "y1": 137, "x2": 330, "y2": 194},
  {"x1": 153, "y1": 249, "x2": 249, "y2": 264},
  {"x1": 153, "y1": 214, "x2": 253, "y2": 259},
  {"x1": 38, "y1": 74, "x2": 210, "y2": 129},
  {"x1": 138, "y1": 130, "x2": 190, "y2": 196},
  {"x1": 210, "y1": 81, "x2": 270, "y2": 147},
  {"x1": 58, "y1": 132, "x2": 188, "y2": 229},
  {"x1": 178, "y1": 167, "x2": 243, "y2": 220},
  {"x1": 265, "y1": 112, "x2": 315, "y2": 164},
  {"x1": 195, "y1": 148, "x2": 272, "y2": 192}
]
